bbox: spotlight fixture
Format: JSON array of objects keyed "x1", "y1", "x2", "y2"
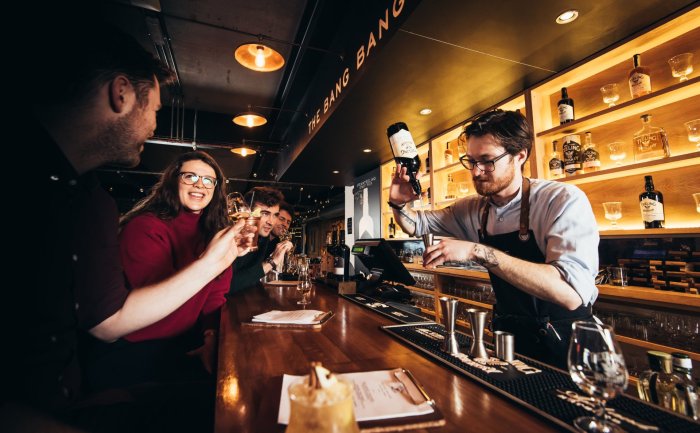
[
  {"x1": 234, "y1": 43, "x2": 285, "y2": 72},
  {"x1": 332, "y1": 170, "x2": 339, "y2": 174},
  {"x1": 232, "y1": 105, "x2": 267, "y2": 128},
  {"x1": 419, "y1": 108, "x2": 432, "y2": 116},
  {"x1": 363, "y1": 148, "x2": 372, "y2": 153},
  {"x1": 556, "y1": 9, "x2": 579, "y2": 24},
  {"x1": 230, "y1": 147, "x2": 257, "y2": 157}
]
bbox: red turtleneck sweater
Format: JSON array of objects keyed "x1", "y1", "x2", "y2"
[{"x1": 119, "y1": 210, "x2": 231, "y2": 342}]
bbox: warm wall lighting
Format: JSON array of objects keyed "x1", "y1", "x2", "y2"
[
  {"x1": 556, "y1": 10, "x2": 579, "y2": 24},
  {"x1": 235, "y1": 43, "x2": 285, "y2": 72},
  {"x1": 232, "y1": 106, "x2": 267, "y2": 128},
  {"x1": 230, "y1": 147, "x2": 257, "y2": 157}
]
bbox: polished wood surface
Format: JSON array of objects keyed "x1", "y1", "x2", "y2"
[{"x1": 214, "y1": 283, "x2": 563, "y2": 433}]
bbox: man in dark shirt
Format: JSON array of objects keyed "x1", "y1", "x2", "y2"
[
  {"x1": 229, "y1": 188, "x2": 293, "y2": 293},
  {"x1": 4, "y1": 14, "x2": 250, "y2": 433}
]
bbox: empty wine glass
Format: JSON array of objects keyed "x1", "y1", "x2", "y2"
[
  {"x1": 600, "y1": 84, "x2": 620, "y2": 107},
  {"x1": 606, "y1": 141, "x2": 627, "y2": 165},
  {"x1": 685, "y1": 119, "x2": 700, "y2": 148},
  {"x1": 668, "y1": 53, "x2": 694, "y2": 82},
  {"x1": 602, "y1": 202, "x2": 622, "y2": 226},
  {"x1": 568, "y1": 321, "x2": 628, "y2": 433},
  {"x1": 296, "y1": 272, "x2": 312, "y2": 305}
]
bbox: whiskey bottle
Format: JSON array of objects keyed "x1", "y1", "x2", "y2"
[
  {"x1": 445, "y1": 174, "x2": 457, "y2": 200},
  {"x1": 387, "y1": 122, "x2": 421, "y2": 196},
  {"x1": 548, "y1": 140, "x2": 564, "y2": 179},
  {"x1": 633, "y1": 114, "x2": 670, "y2": 162},
  {"x1": 639, "y1": 175, "x2": 665, "y2": 228},
  {"x1": 654, "y1": 352, "x2": 682, "y2": 412},
  {"x1": 581, "y1": 131, "x2": 601, "y2": 174},
  {"x1": 562, "y1": 134, "x2": 582, "y2": 176},
  {"x1": 444, "y1": 141, "x2": 454, "y2": 165},
  {"x1": 557, "y1": 87, "x2": 575, "y2": 124},
  {"x1": 629, "y1": 54, "x2": 652, "y2": 98},
  {"x1": 637, "y1": 351, "x2": 660, "y2": 402},
  {"x1": 388, "y1": 217, "x2": 396, "y2": 239},
  {"x1": 671, "y1": 352, "x2": 699, "y2": 419}
]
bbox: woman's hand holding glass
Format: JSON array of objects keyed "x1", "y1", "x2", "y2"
[{"x1": 226, "y1": 192, "x2": 251, "y2": 223}]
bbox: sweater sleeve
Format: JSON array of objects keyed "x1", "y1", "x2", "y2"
[{"x1": 119, "y1": 215, "x2": 175, "y2": 288}]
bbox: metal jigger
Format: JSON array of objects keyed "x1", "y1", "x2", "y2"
[
  {"x1": 439, "y1": 297, "x2": 461, "y2": 356},
  {"x1": 421, "y1": 233, "x2": 434, "y2": 249},
  {"x1": 466, "y1": 308, "x2": 488, "y2": 359}
]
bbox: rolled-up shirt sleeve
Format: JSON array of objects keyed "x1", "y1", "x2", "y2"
[{"x1": 538, "y1": 184, "x2": 599, "y2": 306}]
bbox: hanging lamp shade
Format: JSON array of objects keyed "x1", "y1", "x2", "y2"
[
  {"x1": 230, "y1": 147, "x2": 257, "y2": 156},
  {"x1": 232, "y1": 105, "x2": 267, "y2": 128},
  {"x1": 234, "y1": 43, "x2": 285, "y2": 72}
]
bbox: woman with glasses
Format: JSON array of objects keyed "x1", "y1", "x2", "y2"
[
  {"x1": 85, "y1": 151, "x2": 250, "y2": 391},
  {"x1": 389, "y1": 110, "x2": 599, "y2": 369}
]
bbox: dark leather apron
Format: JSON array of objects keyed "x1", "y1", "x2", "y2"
[{"x1": 479, "y1": 178, "x2": 592, "y2": 369}]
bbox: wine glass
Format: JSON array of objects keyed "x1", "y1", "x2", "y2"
[
  {"x1": 296, "y1": 272, "x2": 312, "y2": 305},
  {"x1": 458, "y1": 182, "x2": 470, "y2": 196},
  {"x1": 602, "y1": 202, "x2": 622, "y2": 226},
  {"x1": 606, "y1": 142, "x2": 627, "y2": 165},
  {"x1": 685, "y1": 119, "x2": 700, "y2": 149},
  {"x1": 568, "y1": 321, "x2": 628, "y2": 433},
  {"x1": 599, "y1": 84, "x2": 620, "y2": 107},
  {"x1": 226, "y1": 192, "x2": 251, "y2": 223},
  {"x1": 668, "y1": 53, "x2": 693, "y2": 82}
]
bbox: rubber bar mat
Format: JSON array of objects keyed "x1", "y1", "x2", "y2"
[
  {"x1": 341, "y1": 293, "x2": 434, "y2": 324},
  {"x1": 382, "y1": 323, "x2": 698, "y2": 433}
]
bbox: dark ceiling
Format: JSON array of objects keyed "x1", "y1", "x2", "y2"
[{"x1": 44, "y1": 0, "x2": 700, "y2": 213}]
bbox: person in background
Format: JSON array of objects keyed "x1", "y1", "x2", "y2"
[
  {"x1": 389, "y1": 109, "x2": 599, "y2": 369},
  {"x1": 268, "y1": 201, "x2": 294, "y2": 253},
  {"x1": 229, "y1": 187, "x2": 294, "y2": 294},
  {"x1": 84, "y1": 151, "x2": 250, "y2": 392},
  {"x1": 5, "y1": 13, "x2": 249, "y2": 433}
]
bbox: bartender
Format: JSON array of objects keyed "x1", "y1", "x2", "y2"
[{"x1": 388, "y1": 110, "x2": 599, "y2": 369}]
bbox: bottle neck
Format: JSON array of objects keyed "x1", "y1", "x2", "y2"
[
  {"x1": 561, "y1": 88, "x2": 568, "y2": 99},
  {"x1": 645, "y1": 181, "x2": 654, "y2": 192},
  {"x1": 633, "y1": 55, "x2": 641, "y2": 68}
]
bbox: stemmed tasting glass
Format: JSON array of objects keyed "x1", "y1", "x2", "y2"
[
  {"x1": 602, "y1": 202, "x2": 622, "y2": 226},
  {"x1": 668, "y1": 53, "x2": 694, "y2": 82},
  {"x1": 568, "y1": 321, "x2": 628, "y2": 433},
  {"x1": 600, "y1": 84, "x2": 620, "y2": 107},
  {"x1": 685, "y1": 119, "x2": 700, "y2": 149},
  {"x1": 606, "y1": 142, "x2": 627, "y2": 165},
  {"x1": 458, "y1": 182, "x2": 470, "y2": 196},
  {"x1": 226, "y1": 192, "x2": 251, "y2": 223},
  {"x1": 296, "y1": 271, "x2": 312, "y2": 306}
]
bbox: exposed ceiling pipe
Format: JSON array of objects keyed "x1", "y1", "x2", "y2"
[{"x1": 145, "y1": 137, "x2": 280, "y2": 154}]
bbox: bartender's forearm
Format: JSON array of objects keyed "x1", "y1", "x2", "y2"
[
  {"x1": 472, "y1": 245, "x2": 583, "y2": 310},
  {"x1": 392, "y1": 207, "x2": 417, "y2": 236}
]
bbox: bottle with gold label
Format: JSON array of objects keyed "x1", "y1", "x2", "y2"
[
  {"x1": 639, "y1": 175, "x2": 665, "y2": 229},
  {"x1": 445, "y1": 174, "x2": 457, "y2": 200},
  {"x1": 633, "y1": 114, "x2": 670, "y2": 162},
  {"x1": 548, "y1": 140, "x2": 564, "y2": 179},
  {"x1": 581, "y1": 132, "x2": 601, "y2": 174},
  {"x1": 629, "y1": 53, "x2": 651, "y2": 98},
  {"x1": 444, "y1": 141, "x2": 454, "y2": 165}
]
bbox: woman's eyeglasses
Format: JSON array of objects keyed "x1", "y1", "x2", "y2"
[{"x1": 179, "y1": 172, "x2": 217, "y2": 189}]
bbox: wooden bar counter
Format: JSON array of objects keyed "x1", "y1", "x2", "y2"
[{"x1": 214, "y1": 282, "x2": 564, "y2": 433}]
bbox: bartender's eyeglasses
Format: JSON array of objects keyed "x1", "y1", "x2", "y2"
[
  {"x1": 179, "y1": 172, "x2": 218, "y2": 189},
  {"x1": 459, "y1": 150, "x2": 511, "y2": 172}
]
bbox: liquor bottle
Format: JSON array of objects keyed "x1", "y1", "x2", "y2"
[
  {"x1": 637, "y1": 351, "x2": 660, "y2": 402},
  {"x1": 557, "y1": 87, "x2": 575, "y2": 124},
  {"x1": 445, "y1": 174, "x2": 457, "y2": 200},
  {"x1": 633, "y1": 114, "x2": 671, "y2": 162},
  {"x1": 639, "y1": 175, "x2": 665, "y2": 229},
  {"x1": 548, "y1": 140, "x2": 564, "y2": 179},
  {"x1": 387, "y1": 122, "x2": 422, "y2": 196},
  {"x1": 629, "y1": 53, "x2": 652, "y2": 98},
  {"x1": 444, "y1": 141, "x2": 454, "y2": 165},
  {"x1": 388, "y1": 217, "x2": 396, "y2": 239},
  {"x1": 654, "y1": 351, "x2": 682, "y2": 412},
  {"x1": 671, "y1": 352, "x2": 699, "y2": 419},
  {"x1": 562, "y1": 134, "x2": 582, "y2": 176},
  {"x1": 425, "y1": 156, "x2": 431, "y2": 173},
  {"x1": 581, "y1": 131, "x2": 601, "y2": 174}
]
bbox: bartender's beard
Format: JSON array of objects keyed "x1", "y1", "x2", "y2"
[{"x1": 473, "y1": 161, "x2": 516, "y2": 197}]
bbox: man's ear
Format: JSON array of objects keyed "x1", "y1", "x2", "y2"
[{"x1": 108, "y1": 75, "x2": 133, "y2": 113}]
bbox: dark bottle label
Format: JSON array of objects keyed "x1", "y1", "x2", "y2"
[
  {"x1": 582, "y1": 148, "x2": 601, "y2": 169},
  {"x1": 549, "y1": 158, "x2": 563, "y2": 176},
  {"x1": 562, "y1": 135, "x2": 582, "y2": 174}
]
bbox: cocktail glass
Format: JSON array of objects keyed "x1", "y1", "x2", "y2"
[{"x1": 668, "y1": 53, "x2": 693, "y2": 82}]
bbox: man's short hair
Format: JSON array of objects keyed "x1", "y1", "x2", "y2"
[
  {"x1": 464, "y1": 109, "x2": 532, "y2": 161},
  {"x1": 244, "y1": 187, "x2": 284, "y2": 208},
  {"x1": 278, "y1": 202, "x2": 294, "y2": 218}
]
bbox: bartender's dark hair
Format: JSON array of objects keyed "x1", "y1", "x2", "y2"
[
  {"x1": 244, "y1": 186, "x2": 284, "y2": 209},
  {"x1": 463, "y1": 109, "x2": 532, "y2": 170}
]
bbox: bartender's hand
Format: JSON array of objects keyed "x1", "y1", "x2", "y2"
[
  {"x1": 271, "y1": 240, "x2": 293, "y2": 268},
  {"x1": 389, "y1": 166, "x2": 425, "y2": 205},
  {"x1": 423, "y1": 239, "x2": 475, "y2": 268}
]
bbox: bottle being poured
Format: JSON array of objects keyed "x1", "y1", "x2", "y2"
[
  {"x1": 387, "y1": 122, "x2": 424, "y2": 209},
  {"x1": 286, "y1": 362, "x2": 360, "y2": 433}
]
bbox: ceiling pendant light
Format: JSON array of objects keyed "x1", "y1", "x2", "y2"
[
  {"x1": 235, "y1": 43, "x2": 285, "y2": 72},
  {"x1": 230, "y1": 147, "x2": 257, "y2": 157},
  {"x1": 232, "y1": 105, "x2": 267, "y2": 128}
]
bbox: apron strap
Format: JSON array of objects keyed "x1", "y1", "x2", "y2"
[{"x1": 480, "y1": 177, "x2": 531, "y2": 243}]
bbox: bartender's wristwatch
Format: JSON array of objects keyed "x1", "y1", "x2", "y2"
[{"x1": 265, "y1": 256, "x2": 277, "y2": 271}]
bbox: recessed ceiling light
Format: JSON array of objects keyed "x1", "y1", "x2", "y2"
[
  {"x1": 556, "y1": 9, "x2": 579, "y2": 24},
  {"x1": 363, "y1": 148, "x2": 371, "y2": 153},
  {"x1": 332, "y1": 170, "x2": 339, "y2": 174},
  {"x1": 419, "y1": 108, "x2": 432, "y2": 116}
]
